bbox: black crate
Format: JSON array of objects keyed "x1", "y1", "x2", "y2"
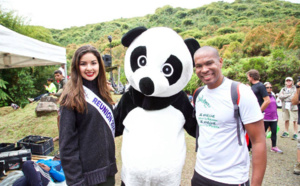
[
  {"x1": 0, "y1": 161, "x2": 4, "y2": 178},
  {"x1": 17, "y1": 135, "x2": 54, "y2": 155},
  {"x1": 0, "y1": 143, "x2": 15, "y2": 153},
  {"x1": 0, "y1": 148, "x2": 31, "y2": 171}
]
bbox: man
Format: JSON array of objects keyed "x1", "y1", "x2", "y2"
[
  {"x1": 246, "y1": 69, "x2": 270, "y2": 112},
  {"x1": 279, "y1": 77, "x2": 298, "y2": 140},
  {"x1": 50, "y1": 70, "x2": 67, "y2": 98},
  {"x1": 192, "y1": 46, "x2": 266, "y2": 186},
  {"x1": 246, "y1": 69, "x2": 270, "y2": 152},
  {"x1": 50, "y1": 70, "x2": 67, "y2": 141},
  {"x1": 58, "y1": 64, "x2": 66, "y2": 78},
  {"x1": 291, "y1": 80, "x2": 300, "y2": 175}
]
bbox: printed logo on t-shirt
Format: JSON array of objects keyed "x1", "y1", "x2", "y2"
[
  {"x1": 197, "y1": 113, "x2": 219, "y2": 128},
  {"x1": 197, "y1": 95, "x2": 219, "y2": 128},
  {"x1": 197, "y1": 95, "x2": 210, "y2": 108}
]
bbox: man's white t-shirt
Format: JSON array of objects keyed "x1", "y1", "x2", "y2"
[
  {"x1": 58, "y1": 67, "x2": 65, "y2": 77},
  {"x1": 194, "y1": 78, "x2": 263, "y2": 184}
]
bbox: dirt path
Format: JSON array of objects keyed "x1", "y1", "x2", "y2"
[{"x1": 114, "y1": 110, "x2": 300, "y2": 185}]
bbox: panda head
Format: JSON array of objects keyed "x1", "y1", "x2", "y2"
[{"x1": 122, "y1": 27, "x2": 200, "y2": 97}]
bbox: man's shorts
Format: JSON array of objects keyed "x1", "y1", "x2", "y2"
[
  {"x1": 282, "y1": 109, "x2": 298, "y2": 122},
  {"x1": 191, "y1": 170, "x2": 249, "y2": 186}
]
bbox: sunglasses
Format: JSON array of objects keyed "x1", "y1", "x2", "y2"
[{"x1": 266, "y1": 87, "x2": 272, "y2": 89}]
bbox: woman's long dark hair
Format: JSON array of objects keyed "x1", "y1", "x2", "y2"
[{"x1": 59, "y1": 45, "x2": 113, "y2": 113}]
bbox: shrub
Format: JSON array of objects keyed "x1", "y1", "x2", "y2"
[
  {"x1": 182, "y1": 19, "x2": 194, "y2": 26},
  {"x1": 121, "y1": 24, "x2": 129, "y2": 29},
  {"x1": 94, "y1": 24, "x2": 102, "y2": 30},
  {"x1": 173, "y1": 27, "x2": 183, "y2": 33},
  {"x1": 206, "y1": 8, "x2": 214, "y2": 16},
  {"x1": 205, "y1": 36, "x2": 230, "y2": 49},
  {"x1": 175, "y1": 11, "x2": 187, "y2": 19},
  {"x1": 216, "y1": 27, "x2": 237, "y2": 35},
  {"x1": 242, "y1": 57, "x2": 267, "y2": 75},
  {"x1": 209, "y1": 16, "x2": 220, "y2": 24},
  {"x1": 180, "y1": 30, "x2": 205, "y2": 39},
  {"x1": 245, "y1": 11, "x2": 255, "y2": 17}
]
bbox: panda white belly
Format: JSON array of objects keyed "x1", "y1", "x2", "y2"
[{"x1": 121, "y1": 105, "x2": 186, "y2": 186}]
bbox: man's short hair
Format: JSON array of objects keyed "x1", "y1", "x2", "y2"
[
  {"x1": 54, "y1": 70, "x2": 62, "y2": 75},
  {"x1": 247, "y1": 69, "x2": 260, "y2": 80}
]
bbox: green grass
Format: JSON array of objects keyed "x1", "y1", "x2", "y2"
[
  {"x1": 0, "y1": 94, "x2": 122, "y2": 156},
  {"x1": 0, "y1": 102, "x2": 59, "y2": 155}
]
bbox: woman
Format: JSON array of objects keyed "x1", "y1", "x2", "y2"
[
  {"x1": 264, "y1": 82, "x2": 283, "y2": 153},
  {"x1": 59, "y1": 45, "x2": 117, "y2": 185}
]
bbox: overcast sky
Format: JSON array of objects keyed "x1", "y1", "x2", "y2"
[{"x1": 0, "y1": 0, "x2": 299, "y2": 30}]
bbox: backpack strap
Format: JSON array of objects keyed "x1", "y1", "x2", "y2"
[
  {"x1": 230, "y1": 81, "x2": 243, "y2": 146},
  {"x1": 193, "y1": 86, "x2": 204, "y2": 107},
  {"x1": 193, "y1": 86, "x2": 204, "y2": 152}
]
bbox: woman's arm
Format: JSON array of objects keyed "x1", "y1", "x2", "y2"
[{"x1": 59, "y1": 107, "x2": 84, "y2": 185}]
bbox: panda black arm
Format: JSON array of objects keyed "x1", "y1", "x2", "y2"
[
  {"x1": 172, "y1": 91, "x2": 197, "y2": 138},
  {"x1": 113, "y1": 89, "x2": 137, "y2": 137}
]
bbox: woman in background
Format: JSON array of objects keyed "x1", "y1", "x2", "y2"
[
  {"x1": 59, "y1": 45, "x2": 117, "y2": 185},
  {"x1": 264, "y1": 82, "x2": 283, "y2": 154}
]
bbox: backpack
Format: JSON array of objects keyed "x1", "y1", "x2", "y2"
[{"x1": 193, "y1": 81, "x2": 245, "y2": 150}]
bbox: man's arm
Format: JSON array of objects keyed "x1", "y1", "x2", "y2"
[
  {"x1": 245, "y1": 119, "x2": 267, "y2": 186},
  {"x1": 260, "y1": 96, "x2": 270, "y2": 112},
  {"x1": 292, "y1": 83, "x2": 300, "y2": 105},
  {"x1": 279, "y1": 88, "x2": 292, "y2": 100},
  {"x1": 258, "y1": 84, "x2": 270, "y2": 112}
]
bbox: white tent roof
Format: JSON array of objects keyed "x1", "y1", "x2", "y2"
[{"x1": 0, "y1": 25, "x2": 66, "y2": 69}]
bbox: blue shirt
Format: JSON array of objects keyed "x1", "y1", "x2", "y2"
[{"x1": 36, "y1": 159, "x2": 65, "y2": 182}]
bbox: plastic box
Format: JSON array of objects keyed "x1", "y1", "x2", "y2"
[
  {"x1": 0, "y1": 148, "x2": 31, "y2": 171},
  {"x1": 0, "y1": 143, "x2": 15, "y2": 153},
  {"x1": 17, "y1": 135, "x2": 54, "y2": 155}
]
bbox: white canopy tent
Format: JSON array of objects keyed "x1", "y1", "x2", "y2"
[{"x1": 0, "y1": 25, "x2": 66, "y2": 70}]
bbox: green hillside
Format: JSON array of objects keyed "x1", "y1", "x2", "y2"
[{"x1": 0, "y1": 0, "x2": 300, "y2": 107}]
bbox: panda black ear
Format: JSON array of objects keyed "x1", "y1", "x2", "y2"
[
  {"x1": 121, "y1": 27, "x2": 148, "y2": 47},
  {"x1": 184, "y1": 38, "x2": 200, "y2": 67}
]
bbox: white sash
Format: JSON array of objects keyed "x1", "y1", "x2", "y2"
[{"x1": 83, "y1": 85, "x2": 115, "y2": 138}]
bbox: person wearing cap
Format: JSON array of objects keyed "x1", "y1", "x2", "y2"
[{"x1": 279, "y1": 77, "x2": 298, "y2": 140}]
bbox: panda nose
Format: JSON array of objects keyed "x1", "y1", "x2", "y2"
[{"x1": 139, "y1": 77, "x2": 154, "y2": 95}]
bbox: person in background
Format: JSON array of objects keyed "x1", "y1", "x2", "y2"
[
  {"x1": 13, "y1": 154, "x2": 64, "y2": 186},
  {"x1": 279, "y1": 77, "x2": 298, "y2": 140},
  {"x1": 192, "y1": 46, "x2": 266, "y2": 186},
  {"x1": 50, "y1": 70, "x2": 67, "y2": 142},
  {"x1": 58, "y1": 64, "x2": 65, "y2": 78},
  {"x1": 246, "y1": 69, "x2": 270, "y2": 152},
  {"x1": 291, "y1": 80, "x2": 300, "y2": 175},
  {"x1": 263, "y1": 82, "x2": 283, "y2": 154},
  {"x1": 50, "y1": 70, "x2": 67, "y2": 98},
  {"x1": 59, "y1": 45, "x2": 117, "y2": 185},
  {"x1": 28, "y1": 78, "x2": 57, "y2": 103}
]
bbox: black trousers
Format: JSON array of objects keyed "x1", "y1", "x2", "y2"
[
  {"x1": 264, "y1": 120, "x2": 278, "y2": 147},
  {"x1": 191, "y1": 170, "x2": 249, "y2": 186}
]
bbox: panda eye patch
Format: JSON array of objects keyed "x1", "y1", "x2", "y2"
[
  {"x1": 163, "y1": 55, "x2": 183, "y2": 86},
  {"x1": 162, "y1": 63, "x2": 174, "y2": 77},
  {"x1": 130, "y1": 46, "x2": 147, "y2": 72}
]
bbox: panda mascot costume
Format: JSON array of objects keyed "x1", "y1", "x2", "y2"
[{"x1": 114, "y1": 27, "x2": 200, "y2": 186}]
